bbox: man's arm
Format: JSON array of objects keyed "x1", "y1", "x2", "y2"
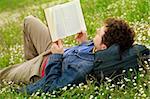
[
  {"x1": 42, "y1": 54, "x2": 92, "y2": 93},
  {"x1": 22, "y1": 40, "x2": 92, "y2": 94}
]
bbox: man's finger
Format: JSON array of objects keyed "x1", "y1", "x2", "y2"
[{"x1": 57, "y1": 39, "x2": 63, "y2": 47}]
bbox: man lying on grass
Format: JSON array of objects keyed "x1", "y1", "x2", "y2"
[{"x1": 0, "y1": 16, "x2": 149, "y2": 95}]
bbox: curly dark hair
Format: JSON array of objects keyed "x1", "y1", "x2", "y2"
[{"x1": 102, "y1": 18, "x2": 135, "y2": 52}]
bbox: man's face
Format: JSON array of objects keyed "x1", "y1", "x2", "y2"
[{"x1": 93, "y1": 26, "x2": 106, "y2": 51}]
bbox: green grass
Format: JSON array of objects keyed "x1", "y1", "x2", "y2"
[
  {"x1": 0, "y1": 0, "x2": 150, "y2": 98},
  {"x1": 0, "y1": 0, "x2": 53, "y2": 12}
]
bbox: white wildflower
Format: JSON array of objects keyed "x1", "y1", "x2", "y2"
[
  {"x1": 35, "y1": 91, "x2": 40, "y2": 96},
  {"x1": 141, "y1": 90, "x2": 144, "y2": 94},
  {"x1": 106, "y1": 86, "x2": 109, "y2": 90},
  {"x1": 139, "y1": 85, "x2": 142, "y2": 88},
  {"x1": 73, "y1": 84, "x2": 76, "y2": 87},
  {"x1": 94, "y1": 97, "x2": 97, "y2": 99},
  {"x1": 143, "y1": 83, "x2": 146, "y2": 86},
  {"x1": 70, "y1": 87, "x2": 74, "y2": 90},
  {"x1": 120, "y1": 84, "x2": 125, "y2": 89},
  {"x1": 132, "y1": 79, "x2": 135, "y2": 82},
  {"x1": 105, "y1": 77, "x2": 112, "y2": 82},
  {"x1": 110, "y1": 88, "x2": 114, "y2": 91},
  {"x1": 134, "y1": 86, "x2": 137, "y2": 89},
  {"x1": 138, "y1": 93, "x2": 141, "y2": 96},
  {"x1": 142, "y1": 94, "x2": 146, "y2": 97},
  {"x1": 109, "y1": 96, "x2": 112, "y2": 99},
  {"x1": 124, "y1": 91, "x2": 127, "y2": 95},
  {"x1": 76, "y1": 86, "x2": 79, "y2": 89},
  {"x1": 133, "y1": 83, "x2": 137, "y2": 86},
  {"x1": 67, "y1": 84, "x2": 71, "y2": 87},
  {"x1": 79, "y1": 83, "x2": 84, "y2": 87},
  {"x1": 52, "y1": 90, "x2": 56, "y2": 94},
  {"x1": 110, "y1": 84, "x2": 115, "y2": 88},
  {"x1": 142, "y1": 36, "x2": 146, "y2": 40},
  {"x1": 129, "y1": 68, "x2": 133, "y2": 72},
  {"x1": 134, "y1": 76, "x2": 137, "y2": 79},
  {"x1": 139, "y1": 74, "x2": 144, "y2": 77},
  {"x1": 83, "y1": 85, "x2": 88, "y2": 89},
  {"x1": 94, "y1": 86, "x2": 99, "y2": 90},
  {"x1": 122, "y1": 70, "x2": 126, "y2": 73},
  {"x1": 41, "y1": 92, "x2": 45, "y2": 96},
  {"x1": 62, "y1": 86, "x2": 67, "y2": 91},
  {"x1": 51, "y1": 95, "x2": 56, "y2": 98},
  {"x1": 89, "y1": 95, "x2": 94, "y2": 99},
  {"x1": 124, "y1": 77, "x2": 131, "y2": 82},
  {"x1": 139, "y1": 68, "x2": 143, "y2": 71}
]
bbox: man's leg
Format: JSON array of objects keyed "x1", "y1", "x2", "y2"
[
  {"x1": 23, "y1": 15, "x2": 52, "y2": 60},
  {"x1": 0, "y1": 16, "x2": 52, "y2": 83}
]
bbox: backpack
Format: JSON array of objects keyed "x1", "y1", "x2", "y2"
[{"x1": 91, "y1": 44, "x2": 149, "y2": 82}]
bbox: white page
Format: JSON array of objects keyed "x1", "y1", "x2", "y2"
[
  {"x1": 53, "y1": 5, "x2": 66, "y2": 41},
  {"x1": 61, "y1": 1, "x2": 81, "y2": 38},
  {"x1": 75, "y1": 0, "x2": 87, "y2": 31},
  {"x1": 44, "y1": 7, "x2": 57, "y2": 41}
]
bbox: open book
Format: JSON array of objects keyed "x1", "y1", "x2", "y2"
[{"x1": 44, "y1": 0, "x2": 87, "y2": 42}]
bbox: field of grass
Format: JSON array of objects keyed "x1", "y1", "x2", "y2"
[{"x1": 0, "y1": 0, "x2": 150, "y2": 98}]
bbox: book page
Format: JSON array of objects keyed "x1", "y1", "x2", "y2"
[
  {"x1": 61, "y1": 1, "x2": 81, "y2": 38},
  {"x1": 44, "y1": 7, "x2": 57, "y2": 41},
  {"x1": 75, "y1": 0, "x2": 87, "y2": 31},
  {"x1": 53, "y1": 5, "x2": 66, "y2": 41}
]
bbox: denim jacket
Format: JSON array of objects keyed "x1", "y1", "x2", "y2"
[{"x1": 23, "y1": 41, "x2": 94, "y2": 94}]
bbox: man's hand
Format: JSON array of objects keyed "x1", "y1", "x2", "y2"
[
  {"x1": 50, "y1": 40, "x2": 64, "y2": 54},
  {"x1": 75, "y1": 30, "x2": 88, "y2": 44}
]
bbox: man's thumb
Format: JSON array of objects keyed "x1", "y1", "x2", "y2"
[{"x1": 58, "y1": 39, "x2": 63, "y2": 47}]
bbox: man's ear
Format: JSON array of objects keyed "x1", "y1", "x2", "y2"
[{"x1": 101, "y1": 44, "x2": 107, "y2": 50}]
